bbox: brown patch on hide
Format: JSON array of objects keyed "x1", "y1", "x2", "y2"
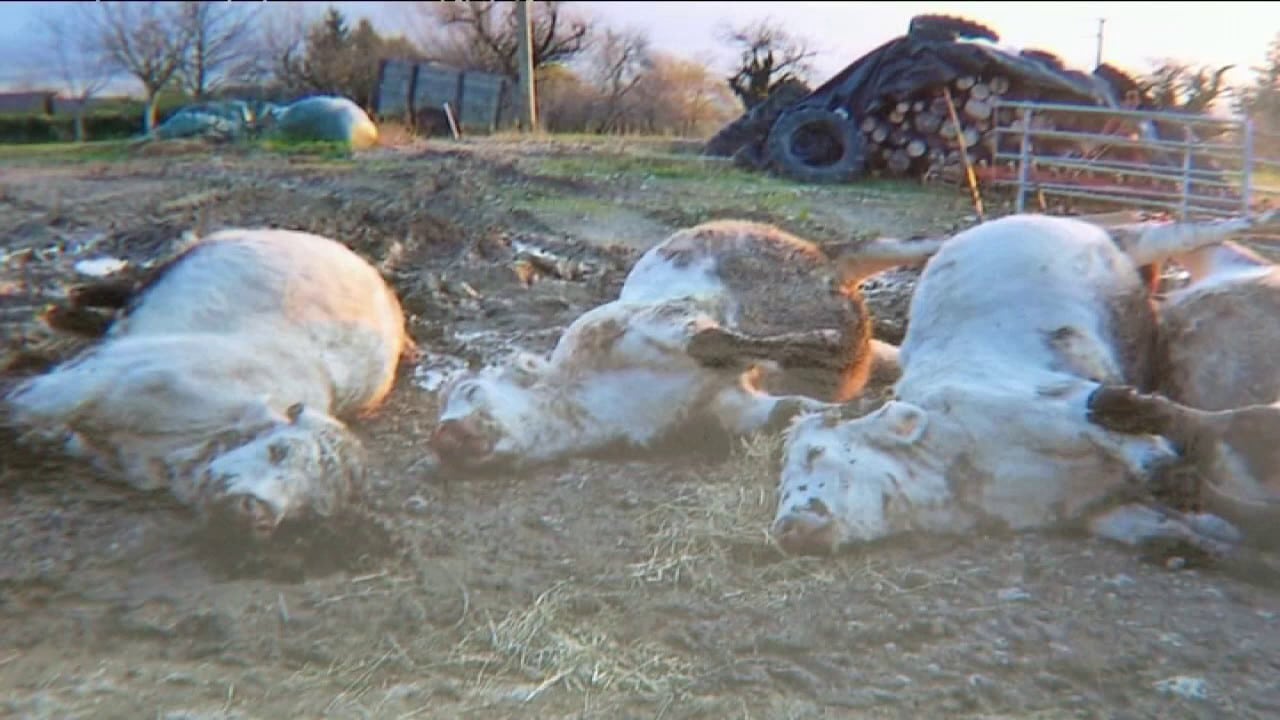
[{"x1": 661, "y1": 220, "x2": 873, "y2": 402}]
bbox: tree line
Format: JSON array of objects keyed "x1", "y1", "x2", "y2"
[
  {"x1": 22, "y1": 1, "x2": 1280, "y2": 146},
  {"x1": 27, "y1": 1, "x2": 803, "y2": 140}
]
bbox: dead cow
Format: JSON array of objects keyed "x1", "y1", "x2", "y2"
[
  {"x1": 430, "y1": 220, "x2": 932, "y2": 470},
  {"x1": 772, "y1": 211, "x2": 1280, "y2": 557},
  {"x1": 1088, "y1": 240, "x2": 1280, "y2": 548},
  {"x1": 3, "y1": 228, "x2": 410, "y2": 542}
]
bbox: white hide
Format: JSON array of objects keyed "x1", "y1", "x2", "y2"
[
  {"x1": 431, "y1": 227, "x2": 842, "y2": 470},
  {"x1": 4, "y1": 228, "x2": 407, "y2": 539},
  {"x1": 773, "y1": 213, "x2": 1245, "y2": 556},
  {"x1": 433, "y1": 294, "x2": 830, "y2": 469}
]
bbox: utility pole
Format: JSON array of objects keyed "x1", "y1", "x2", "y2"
[
  {"x1": 516, "y1": 0, "x2": 539, "y2": 132},
  {"x1": 1095, "y1": 18, "x2": 1106, "y2": 69}
]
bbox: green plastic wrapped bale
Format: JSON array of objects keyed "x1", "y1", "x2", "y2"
[
  {"x1": 154, "y1": 109, "x2": 242, "y2": 141},
  {"x1": 274, "y1": 96, "x2": 379, "y2": 149},
  {"x1": 153, "y1": 100, "x2": 258, "y2": 141}
]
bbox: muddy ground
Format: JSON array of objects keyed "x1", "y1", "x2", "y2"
[{"x1": 1, "y1": 135, "x2": 1277, "y2": 720}]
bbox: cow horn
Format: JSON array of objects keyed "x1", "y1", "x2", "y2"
[
  {"x1": 830, "y1": 234, "x2": 949, "y2": 284},
  {"x1": 1110, "y1": 208, "x2": 1280, "y2": 267}
]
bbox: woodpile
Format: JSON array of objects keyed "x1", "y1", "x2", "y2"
[
  {"x1": 855, "y1": 73, "x2": 1009, "y2": 181},
  {"x1": 705, "y1": 12, "x2": 1238, "y2": 210},
  {"x1": 862, "y1": 70, "x2": 1127, "y2": 185}
]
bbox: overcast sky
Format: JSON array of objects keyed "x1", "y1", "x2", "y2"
[{"x1": 2, "y1": 1, "x2": 1277, "y2": 105}]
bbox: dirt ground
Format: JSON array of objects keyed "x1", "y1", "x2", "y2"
[{"x1": 1, "y1": 135, "x2": 1277, "y2": 720}]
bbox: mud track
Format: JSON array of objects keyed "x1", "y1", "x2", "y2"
[{"x1": 1, "y1": 138, "x2": 1276, "y2": 719}]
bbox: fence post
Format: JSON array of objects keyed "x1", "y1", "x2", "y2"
[
  {"x1": 1242, "y1": 118, "x2": 1254, "y2": 215},
  {"x1": 1180, "y1": 124, "x2": 1193, "y2": 221},
  {"x1": 1016, "y1": 106, "x2": 1033, "y2": 213}
]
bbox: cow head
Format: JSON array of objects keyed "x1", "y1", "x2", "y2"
[
  {"x1": 771, "y1": 400, "x2": 945, "y2": 556},
  {"x1": 203, "y1": 402, "x2": 366, "y2": 542},
  {"x1": 430, "y1": 352, "x2": 550, "y2": 469}
]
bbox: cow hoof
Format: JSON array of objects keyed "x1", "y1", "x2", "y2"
[
  {"x1": 1186, "y1": 512, "x2": 1244, "y2": 546},
  {"x1": 1087, "y1": 385, "x2": 1165, "y2": 435}
]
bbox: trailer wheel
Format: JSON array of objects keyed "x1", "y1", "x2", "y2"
[{"x1": 765, "y1": 108, "x2": 867, "y2": 184}]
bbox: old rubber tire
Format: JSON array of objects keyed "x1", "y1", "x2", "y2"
[{"x1": 765, "y1": 108, "x2": 867, "y2": 184}]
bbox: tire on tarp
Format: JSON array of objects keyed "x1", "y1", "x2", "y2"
[{"x1": 765, "y1": 108, "x2": 867, "y2": 184}]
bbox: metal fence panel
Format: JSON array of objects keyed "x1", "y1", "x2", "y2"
[
  {"x1": 376, "y1": 60, "x2": 414, "y2": 117},
  {"x1": 376, "y1": 59, "x2": 512, "y2": 134},
  {"x1": 989, "y1": 99, "x2": 1280, "y2": 220}
]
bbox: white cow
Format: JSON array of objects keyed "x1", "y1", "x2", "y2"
[
  {"x1": 430, "y1": 220, "x2": 930, "y2": 471},
  {"x1": 771, "y1": 211, "x2": 1280, "y2": 557},
  {"x1": 3, "y1": 228, "x2": 410, "y2": 542}
]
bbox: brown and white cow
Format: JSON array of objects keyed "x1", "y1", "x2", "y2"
[
  {"x1": 770, "y1": 211, "x2": 1280, "y2": 558},
  {"x1": 3, "y1": 228, "x2": 410, "y2": 542},
  {"x1": 429, "y1": 220, "x2": 933, "y2": 471},
  {"x1": 1087, "y1": 240, "x2": 1280, "y2": 549}
]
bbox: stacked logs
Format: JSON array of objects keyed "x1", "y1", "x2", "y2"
[{"x1": 859, "y1": 73, "x2": 1016, "y2": 181}]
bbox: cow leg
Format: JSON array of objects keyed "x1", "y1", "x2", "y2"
[
  {"x1": 1087, "y1": 384, "x2": 1227, "y2": 470},
  {"x1": 1086, "y1": 384, "x2": 1183, "y2": 436},
  {"x1": 67, "y1": 280, "x2": 137, "y2": 309},
  {"x1": 687, "y1": 326, "x2": 845, "y2": 371},
  {"x1": 1087, "y1": 502, "x2": 1242, "y2": 558},
  {"x1": 947, "y1": 381, "x2": 1180, "y2": 483},
  {"x1": 708, "y1": 380, "x2": 838, "y2": 436},
  {"x1": 38, "y1": 305, "x2": 116, "y2": 338}
]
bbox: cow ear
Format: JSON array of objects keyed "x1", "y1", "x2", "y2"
[
  {"x1": 286, "y1": 402, "x2": 305, "y2": 424},
  {"x1": 506, "y1": 352, "x2": 546, "y2": 387},
  {"x1": 871, "y1": 401, "x2": 928, "y2": 446}
]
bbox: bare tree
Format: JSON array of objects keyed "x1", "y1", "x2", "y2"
[
  {"x1": 590, "y1": 27, "x2": 652, "y2": 133},
  {"x1": 32, "y1": 6, "x2": 117, "y2": 142},
  {"x1": 175, "y1": 1, "x2": 261, "y2": 99},
  {"x1": 1235, "y1": 32, "x2": 1280, "y2": 153},
  {"x1": 632, "y1": 53, "x2": 738, "y2": 137},
  {"x1": 535, "y1": 64, "x2": 597, "y2": 132},
  {"x1": 92, "y1": 1, "x2": 191, "y2": 133},
  {"x1": 248, "y1": 2, "x2": 315, "y2": 92},
  {"x1": 719, "y1": 18, "x2": 816, "y2": 110},
  {"x1": 1142, "y1": 59, "x2": 1236, "y2": 114},
  {"x1": 407, "y1": 1, "x2": 590, "y2": 77}
]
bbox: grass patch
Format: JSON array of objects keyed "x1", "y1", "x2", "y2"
[
  {"x1": 524, "y1": 151, "x2": 942, "y2": 200},
  {"x1": 486, "y1": 131, "x2": 706, "y2": 154},
  {"x1": 0, "y1": 136, "x2": 356, "y2": 167},
  {"x1": 254, "y1": 137, "x2": 355, "y2": 161},
  {"x1": 511, "y1": 192, "x2": 618, "y2": 218},
  {"x1": 525, "y1": 153, "x2": 753, "y2": 184},
  {"x1": 0, "y1": 139, "x2": 132, "y2": 165}
]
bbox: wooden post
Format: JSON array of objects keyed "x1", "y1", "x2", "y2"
[
  {"x1": 443, "y1": 103, "x2": 461, "y2": 141},
  {"x1": 943, "y1": 88, "x2": 985, "y2": 221},
  {"x1": 407, "y1": 63, "x2": 420, "y2": 129},
  {"x1": 516, "y1": 0, "x2": 539, "y2": 132}
]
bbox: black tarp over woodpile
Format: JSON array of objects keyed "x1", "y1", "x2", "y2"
[{"x1": 706, "y1": 14, "x2": 1235, "y2": 204}]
